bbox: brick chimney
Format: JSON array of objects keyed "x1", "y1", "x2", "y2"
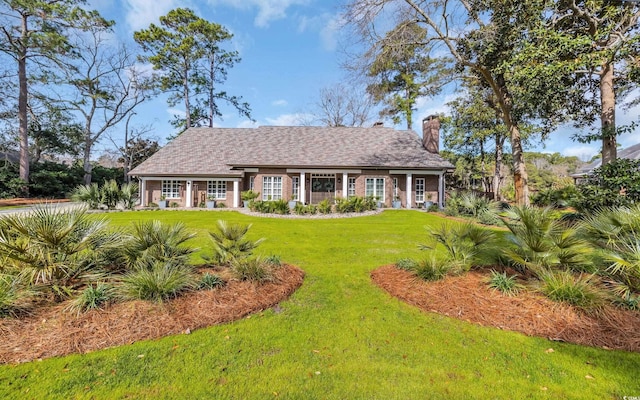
[{"x1": 422, "y1": 115, "x2": 440, "y2": 154}]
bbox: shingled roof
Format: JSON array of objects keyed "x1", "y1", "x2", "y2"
[
  {"x1": 129, "y1": 125, "x2": 453, "y2": 177},
  {"x1": 572, "y1": 142, "x2": 640, "y2": 178}
]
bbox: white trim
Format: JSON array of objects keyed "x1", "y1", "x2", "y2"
[
  {"x1": 185, "y1": 180, "x2": 193, "y2": 208},
  {"x1": 287, "y1": 168, "x2": 361, "y2": 174},
  {"x1": 233, "y1": 181, "x2": 240, "y2": 208},
  {"x1": 139, "y1": 176, "x2": 242, "y2": 182},
  {"x1": 389, "y1": 170, "x2": 444, "y2": 176},
  {"x1": 406, "y1": 174, "x2": 412, "y2": 209},
  {"x1": 342, "y1": 172, "x2": 348, "y2": 198},
  {"x1": 300, "y1": 172, "x2": 306, "y2": 204},
  {"x1": 243, "y1": 168, "x2": 259, "y2": 172},
  {"x1": 438, "y1": 174, "x2": 445, "y2": 208},
  {"x1": 140, "y1": 179, "x2": 146, "y2": 206}
]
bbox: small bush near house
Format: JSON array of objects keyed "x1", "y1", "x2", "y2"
[
  {"x1": 531, "y1": 185, "x2": 579, "y2": 209},
  {"x1": 486, "y1": 270, "x2": 523, "y2": 296},
  {"x1": 206, "y1": 220, "x2": 264, "y2": 266},
  {"x1": 573, "y1": 158, "x2": 640, "y2": 212},
  {"x1": 318, "y1": 199, "x2": 332, "y2": 214}
]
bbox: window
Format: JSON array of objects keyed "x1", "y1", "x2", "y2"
[
  {"x1": 291, "y1": 176, "x2": 300, "y2": 201},
  {"x1": 161, "y1": 180, "x2": 181, "y2": 199},
  {"x1": 393, "y1": 178, "x2": 398, "y2": 198},
  {"x1": 347, "y1": 177, "x2": 356, "y2": 198},
  {"x1": 249, "y1": 176, "x2": 255, "y2": 191},
  {"x1": 207, "y1": 180, "x2": 226, "y2": 200},
  {"x1": 262, "y1": 176, "x2": 283, "y2": 200},
  {"x1": 365, "y1": 178, "x2": 385, "y2": 199},
  {"x1": 415, "y1": 178, "x2": 425, "y2": 202}
]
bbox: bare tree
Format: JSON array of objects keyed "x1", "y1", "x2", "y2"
[
  {"x1": 312, "y1": 83, "x2": 374, "y2": 127},
  {"x1": 55, "y1": 27, "x2": 149, "y2": 184}
]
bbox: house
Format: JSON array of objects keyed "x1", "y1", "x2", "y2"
[
  {"x1": 128, "y1": 117, "x2": 454, "y2": 209},
  {"x1": 571, "y1": 142, "x2": 640, "y2": 182}
]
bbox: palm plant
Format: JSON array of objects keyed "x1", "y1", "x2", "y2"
[
  {"x1": 581, "y1": 205, "x2": 640, "y2": 297},
  {"x1": 0, "y1": 206, "x2": 122, "y2": 300},
  {"x1": 119, "y1": 261, "x2": 196, "y2": 302},
  {"x1": 207, "y1": 220, "x2": 264, "y2": 266},
  {"x1": 0, "y1": 272, "x2": 35, "y2": 316},
  {"x1": 421, "y1": 222, "x2": 496, "y2": 272},
  {"x1": 71, "y1": 183, "x2": 101, "y2": 209},
  {"x1": 101, "y1": 179, "x2": 122, "y2": 209},
  {"x1": 501, "y1": 206, "x2": 592, "y2": 276},
  {"x1": 122, "y1": 220, "x2": 196, "y2": 269},
  {"x1": 120, "y1": 182, "x2": 139, "y2": 210}
]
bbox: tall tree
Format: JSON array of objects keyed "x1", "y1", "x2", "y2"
[
  {"x1": 365, "y1": 21, "x2": 450, "y2": 129},
  {"x1": 0, "y1": 0, "x2": 108, "y2": 185},
  {"x1": 56, "y1": 26, "x2": 148, "y2": 184},
  {"x1": 549, "y1": 1, "x2": 640, "y2": 165},
  {"x1": 134, "y1": 8, "x2": 251, "y2": 133},
  {"x1": 345, "y1": 0, "x2": 570, "y2": 205}
]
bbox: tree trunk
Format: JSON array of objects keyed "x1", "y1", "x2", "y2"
[
  {"x1": 18, "y1": 15, "x2": 29, "y2": 189},
  {"x1": 83, "y1": 138, "x2": 92, "y2": 185},
  {"x1": 509, "y1": 122, "x2": 529, "y2": 205},
  {"x1": 208, "y1": 56, "x2": 215, "y2": 128},
  {"x1": 600, "y1": 62, "x2": 616, "y2": 165},
  {"x1": 184, "y1": 66, "x2": 191, "y2": 130},
  {"x1": 493, "y1": 133, "x2": 505, "y2": 201}
]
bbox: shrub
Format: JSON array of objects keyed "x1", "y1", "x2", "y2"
[
  {"x1": 72, "y1": 183, "x2": 101, "y2": 209},
  {"x1": 123, "y1": 220, "x2": 196, "y2": 269},
  {"x1": 318, "y1": 199, "x2": 333, "y2": 214},
  {"x1": 217, "y1": 202, "x2": 226, "y2": 208},
  {"x1": 120, "y1": 182, "x2": 139, "y2": 210},
  {"x1": 207, "y1": 220, "x2": 264, "y2": 266},
  {"x1": 264, "y1": 254, "x2": 282, "y2": 267},
  {"x1": 0, "y1": 273, "x2": 34, "y2": 317},
  {"x1": 272, "y1": 199, "x2": 290, "y2": 215},
  {"x1": 119, "y1": 262, "x2": 196, "y2": 302},
  {"x1": 414, "y1": 255, "x2": 450, "y2": 281},
  {"x1": 486, "y1": 270, "x2": 523, "y2": 296},
  {"x1": 574, "y1": 158, "x2": 640, "y2": 212},
  {"x1": 0, "y1": 206, "x2": 122, "y2": 299},
  {"x1": 422, "y1": 222, "x2": 496, "y2": 271},
  {"x1": 539, "y1": 270, "x2": 605, "y2": 311},
  {"x1": 68, "y1": 282, "x2": 114, "y2": 313},
  {"x1": 531, "y1": 185, "x2": 579, "y2": 209},
  {"x1": 395, "y1": 258, "x2": 418, "y2": 271},
  {"x1": 231, "y1": 257, "x2": 274, "y2": 283},
  {"x1": 101, "y1": 179, "x2": 122, "y2": 209},
  {"x1": 197, "y1": 273, "x2": 226, "y2": 290}
]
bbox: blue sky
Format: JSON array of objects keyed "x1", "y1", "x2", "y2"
[{"x1": 89, "y1": 0, "x2": 639, "y2": 162}]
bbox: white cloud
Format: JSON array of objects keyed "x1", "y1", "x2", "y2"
[
  {"x1": 319, "y1": 14, "x2": 343, "y2": 52},
  {"x1": 208, "y1": 0, "x2": 308, "y2": 27},
  {"x1": 561, "y1": 145, "x2": 599, "y2": 161},
  {"x1": 124, "y1": 0, "x2": 186, "y2": 31},
  {"x1": 271, "y1": 99, "x2": 288, "y2": 106},
  {"x1": 237, "y1": 120, "x2": 260, "y2": 128},
  {"x1": 265, "y1": 113, "x2": 311, "y2": 125}
]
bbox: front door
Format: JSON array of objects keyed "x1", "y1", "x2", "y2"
[{"x1": 310, "y1": 174, "x2": 335, "y2": 204}]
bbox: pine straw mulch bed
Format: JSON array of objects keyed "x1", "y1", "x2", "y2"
[
  {"x1": 0, "y1": 264, "x2": 304, "y2": 364},
  {"x1": 372, "y1": 265, "x2": 640, "y2": 353},
  {"x1": 0, "y1": 198, "x2": 70, "y2": 207}
]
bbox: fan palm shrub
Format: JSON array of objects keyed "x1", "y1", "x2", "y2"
[
  {"x1": 71, "y1": 183, "x2": 101, "y2": 209},
  {"x1": 580, "y1": 205, "x2": 640, "y2": 297},
  {"x1": 120, "y1": 182, "x2": 139, "y2": 210},
  {"x1": 100, "y1": 179, "x2": 122, "y2": 209},
  {"x1": 122, "y1": 220, "x2": 196, "y2": 269},
  {"x1": 501, "y1": 206, "x2": 593, "y2": 276},
  {"x1": 0, "y1": 206, "x2": 123, "y2": 300},
  {"x1": 421, "y1": 222, "x2": 496, "y2": 272},
  {"x1": 206, "y1": 220, "x2": 264, "y2": 266}
]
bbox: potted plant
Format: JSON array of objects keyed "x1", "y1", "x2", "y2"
[
  {"x1": 288, "y1": 196, "x2": 298, "y2": 209},
  {"x1": 241, "y1": 190, "x2": 259, "y2": 208},
  {"x1": 392, "y1": 196, "x2": 401, "y2": 209},
  {"x1": 206, "y1": 195, "x2": 216, "y2": 209},
  {"x1": 424, "y1": 192, "x2": 434, "y2": 209},
  {"x1": 158, "y1": 195, "x2": 168, "y2": 209}
]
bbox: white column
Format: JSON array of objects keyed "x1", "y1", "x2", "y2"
[
  {"x1": 233, "y1": 181, "x2": 240, "y2": 208},
  {"x1": 342, "y1": 172, "x2": 348, "y2": 198},
  {"x1": 185, "y1": 180, "x2": 193, "y2": 208},
  {"x1": 140, "y1": 178, "x2": 146, "y2": 206},
  {"x1": 438, "y1": 173, "x2": 445, "y2": 208},
  {"x1": 406, "y1": 173, "x2": 412, "y2": 209},
  {"x1": 300, "y1": 172, "x2": 306, "y2": 204}
]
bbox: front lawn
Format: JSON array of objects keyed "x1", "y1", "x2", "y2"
[{"x1": 0, "y1": 210, "x2": 638, "y2": 399}]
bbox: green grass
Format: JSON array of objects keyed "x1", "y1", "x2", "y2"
[{"x1": 0, "y1": 210, "x2": 638, "y2": 399}]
